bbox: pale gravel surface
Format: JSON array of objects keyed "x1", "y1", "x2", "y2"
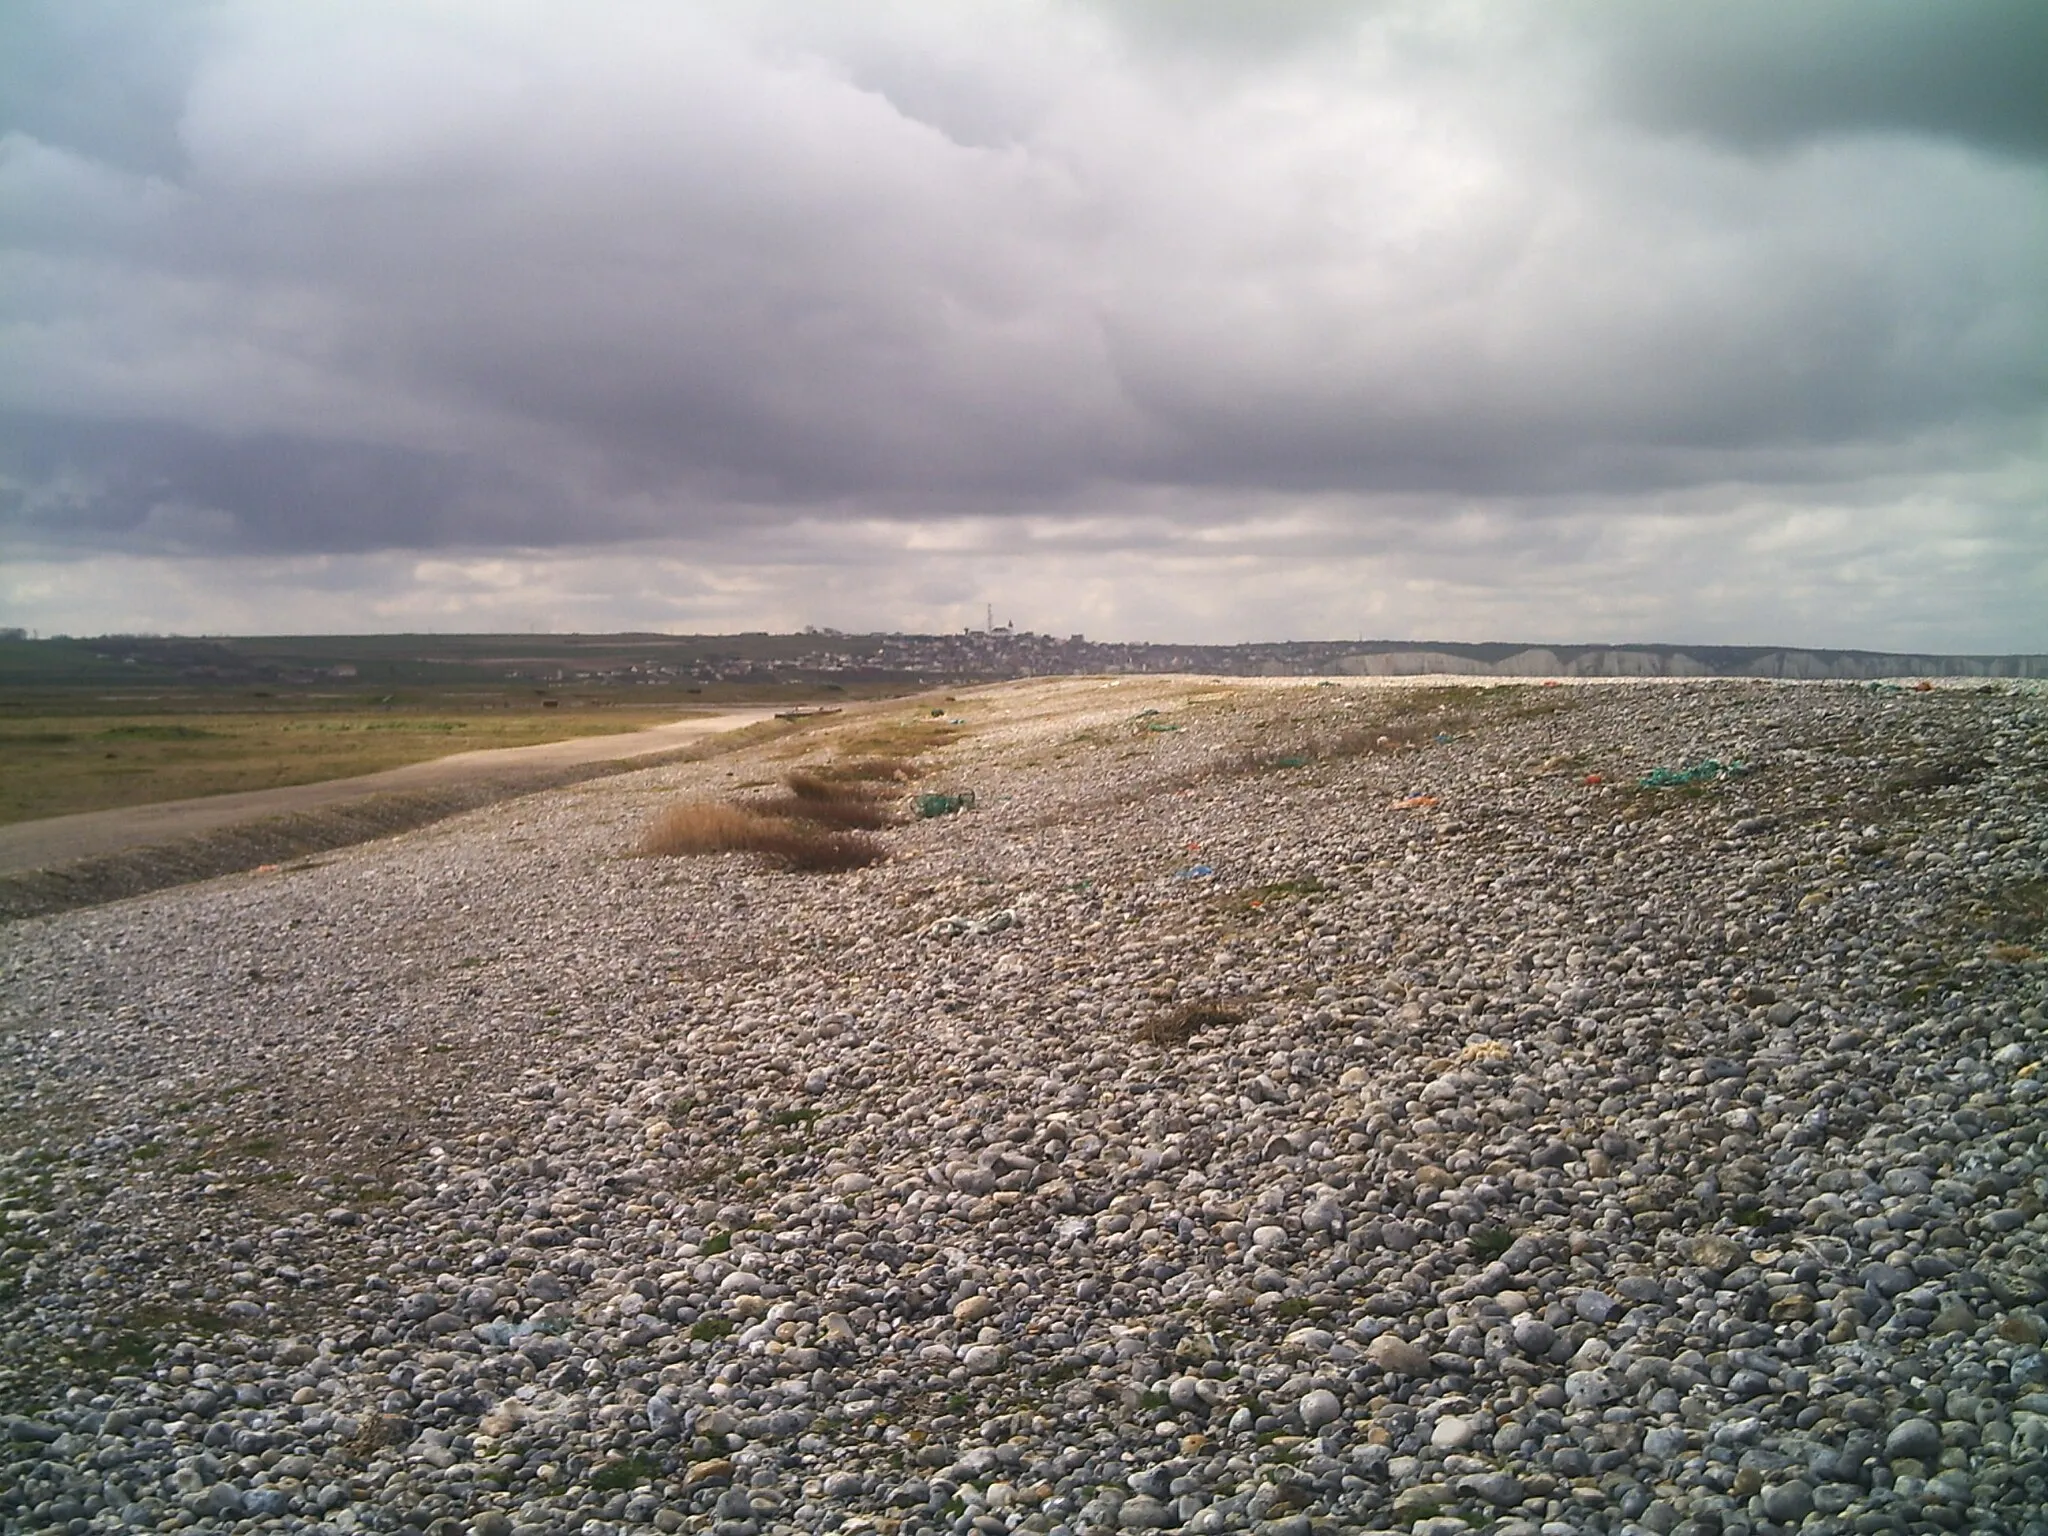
[{"x1": 1, "y1": 676, "x2": 2045, "y2": 1536}]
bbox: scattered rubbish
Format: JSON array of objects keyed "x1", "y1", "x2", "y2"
[
  {"x1": 915, "y1": 791, "x2": 977, "y2": 818},
  {"x1": 1271, "y1": 753, "x2": 1310, "y2": 768},
  {"x1": 1143, "y1": 721, "x2": 1181, "y2": 733},
  {"x1": 1582, "y1": 773, "x2": 1604, "y2": 786},
  {"x1": 1391, "y1": 795, "x2": 1439, "y2": 810},
  {"x1": 930, "y1": 708, "x2": 946, "y2": 716},
  {"x1": 474, "y1": 1315, "x2": 573, "y2": 1346},
  {"x1": 1911, "y1": 680, "x2": 1936, "y2": 692},
  {"x1": 1639, "y1": 759, "x2": 1750, "y2": 788},
  {"x1": 1175, "y1": 864, "x2": 1215, "y2": 880},
  {"x1": 929, "y1": 908, "x2": 1016, "y2": 939},
  {"x1": 1435, "y1": 732, "x2": 1453, "y2": 743}
]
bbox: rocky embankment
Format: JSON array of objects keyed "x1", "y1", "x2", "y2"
[{"x1": 1, "y1": 676, "x2": 2044, "y2": 1536}]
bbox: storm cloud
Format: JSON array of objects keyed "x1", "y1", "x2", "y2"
[{"x1": 3, "y1": 0, "x2": 2044, "y2": 645}]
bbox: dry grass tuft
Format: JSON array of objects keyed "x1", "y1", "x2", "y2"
[
  {"x1": 1135, "y1": 1001, "x2": 1246, "y2": 1046},
  {"x1": 639, "y1": 801, "x2": 771, "y2": 856},
  {"x1": 755, "y1": 823, "x2": 887, "y2": 873},
  {"x1": 633, "y1": 709, "x2": 966, "y2": 872},
  {"x1": 758, "y1": 769, "x2": 900, "y2": 830},
  {"x1": 759, "y1": 791, "x2": 895, "y2": 831},
  {"x1": 783, "y1": 770, "x2": 856, "y2": 799},
  {"x1": 828, "y1": 755, "x2": 922, "y2": 783},
  {"x1": 638, "y1": 800, "x2": 886, "y2": 872}
]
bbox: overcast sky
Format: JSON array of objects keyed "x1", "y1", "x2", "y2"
[{"x1": 3, "y1": 0, "x2": 2045, "y2": 648}]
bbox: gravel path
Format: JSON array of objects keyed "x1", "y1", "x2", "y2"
[
  {"x1": 1, "y1": 676, "x2": 2043, "y2": 1536},
  {"x1": 0, "y1": 711, "x2": 780, "y2": 876}
]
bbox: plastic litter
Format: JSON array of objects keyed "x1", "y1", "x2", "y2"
[
  {"x1": 474, "y1": 1315, "x2": 573, "y2": 1346},
  {"x1": 915, "y1": 791, "x2": 977, "y2": 818},
  {"x1": 1638, "y1": 759, "x2": 1750, "y2": 788},
  {"x1": 1582, "y1": 772, "x2": 1604, "y2": 786},
  {"x1": 1272, "y1": 753, "x2": 1310, "y2": 768},
  {"x1": 1175, "y1": 864, "x2": 1215, "y2": 880},
  {"x1": 1144, "y1": 721, "x2": 1181, "y2": 733},
  {"x1": 1391, "y1": 795, "x2": 1439, "y2": 810}
]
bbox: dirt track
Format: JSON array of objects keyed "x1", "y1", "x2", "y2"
[{"x1": 0, "y1": 709, "x2": 778, "y2": 918}]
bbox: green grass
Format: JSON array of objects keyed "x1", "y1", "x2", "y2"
[
  {"x1": 1469, "y1": 1225, "x2": 1514, "y2": 1260},
  {"x1": 590, "y1": 1453, "x2": 660, "y2": 1490}
]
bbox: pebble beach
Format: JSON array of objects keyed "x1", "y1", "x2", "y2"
[{"x1": 2, "y1": 675, "x2": 2045, "y2": 1536}]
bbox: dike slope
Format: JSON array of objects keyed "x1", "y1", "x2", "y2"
[{"x1": 1, "y1": 676, "x2": 2044, "y2": 1536}]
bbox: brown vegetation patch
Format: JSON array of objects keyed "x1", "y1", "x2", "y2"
[
  {"x1": 753, "y1": 772, "x2": 899, "y2": 830},
  {"x1": 638, "y1": 800, "x2": 886, "y2": 872},
  {"x1": 802, "y1": 756, "x2": 920, "y2": 785},
  {"x1": 1136, "y1": 1001, "x2": 1247, "y2": 1046}
]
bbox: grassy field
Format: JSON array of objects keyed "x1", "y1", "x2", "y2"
[
  {"x1": 0, "y1": 634, "x2": 928, "y2": 825},
  {"x1": 0, "y1": 704, "x2": 706, "y2": 825}
]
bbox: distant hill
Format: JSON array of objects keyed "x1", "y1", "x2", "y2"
[
  {"x1": 3, "y1": 630, "x2": 2041, "y2": 689},
  {"x1": 1317, "y1": 642, "x2": 2048, "y2": 680}
]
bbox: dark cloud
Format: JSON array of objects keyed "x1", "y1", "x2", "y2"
[
  {"x1": 0, "y1": 413, "x2": 586, "y2": 554},
  {"x1": 1588, "y1": 0, "x2": 2048, "y2": 160},
  {"x1": 0, "y1": 1, "x2": 2043, "y2": 649}
]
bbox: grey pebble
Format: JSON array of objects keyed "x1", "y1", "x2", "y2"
[
  {"x1": 1885, "y1": 1417, "x2": 1943, "y2": 1461},
  {"x1": 1761, "y1": 1479, "x2": 1814, "y2": 1521}
]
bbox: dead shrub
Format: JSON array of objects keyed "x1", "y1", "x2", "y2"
[
  {"x1": 768, "y1": 771, "x2": 898, "y2": 829},
  {"x1": 1135, "y1": 1001, "x2": 1246, "y2": 1046},
  {"x1": 638, "y1": 799, "x2": 886, "y2": 872},
  {"x1": 783, "y1": 770, "x2": 855, "y2": 800},
  {"x1": 754, "y1": 792, "x2": 896, "y2": 831},
  {"x1": 823, "y1": 755, "x2": 919, "y2": 784},
  {"x1": 747, "y1": 821, "x2": 887, "y2": 873},
  {"x1": 639, "y1": 801, "x2": 772, "y2": 856}
]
